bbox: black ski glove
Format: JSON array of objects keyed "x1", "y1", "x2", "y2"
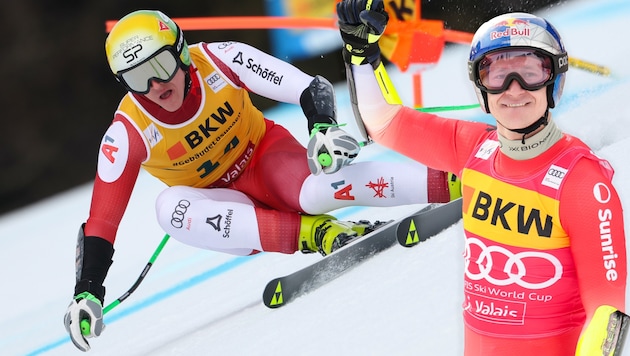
[
  {"x1": 63, "y1": 225, "x2": 114, "y2": 351},
  {"x1": 337, "y1": 0, "x2": 389, "y2": 69}
]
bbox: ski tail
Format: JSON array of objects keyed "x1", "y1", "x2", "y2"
[
  {"x1": 397, "y1": 198, "x2": 462, "y2": 247},
  {"x1": 263, "y1": 201, "x2": 463, "y2": 309}
]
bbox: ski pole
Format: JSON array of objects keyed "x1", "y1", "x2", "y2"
[
  {"x1": 569, "y1": 57, "x2": 611, "y2": 77},
  {"x1": 80, "y1": 233, "x2": 171, "y2": 334},
  {"x1": 416, "y1": 103, "x2": 480, "y2": 113},
  {"x1": 316, "y1": 102, "x2": 481, "y2": 167}
]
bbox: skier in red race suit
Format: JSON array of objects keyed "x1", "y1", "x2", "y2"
[
  {"x1": 62, "y1": 9, "x2": 460, "y2": 352},
  {"x1": 336, "y1": 0, "x2": 627, "y2": 354}
]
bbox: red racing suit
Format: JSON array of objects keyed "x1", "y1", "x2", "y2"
[
  {"x1": 371, "y1": 107, "x2": 626, "y2": 355},
  {"x1": 85, "y1": 41, "x2": 317, "y2": 244}
]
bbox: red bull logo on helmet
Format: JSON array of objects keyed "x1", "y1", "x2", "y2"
[{"x1": 490, "y1": 18, "x2": 531, "y2": 40}]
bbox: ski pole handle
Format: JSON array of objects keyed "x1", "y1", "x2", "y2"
[
  {"x1": 80, "y1": 319, "x2": 92, "y2": 335},
  {"x1": 318, "y1": 153, "x2": 332, "y2": 167}
]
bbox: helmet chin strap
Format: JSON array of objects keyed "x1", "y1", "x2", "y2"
[
  {"x1": 501, "y1": 108, "x2": 550, "y2": 144},
  {"x1": 183, "y1": 69, "x2": 192, "y2": 97}
]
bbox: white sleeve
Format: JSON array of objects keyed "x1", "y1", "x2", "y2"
[
  {"x1": 203, "y1": 41, "x2": 313, "y2": 105},
  {"x1": 351, "y1": 64, "x2": 402, "y2": 136}
]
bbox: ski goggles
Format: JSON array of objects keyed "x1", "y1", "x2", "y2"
[
  {"x1": 469, "y1": 48, "x2": 565, "y2": 94},
  {"x1": 116, "y1": 47, "x2": 181, "y2": 94}
]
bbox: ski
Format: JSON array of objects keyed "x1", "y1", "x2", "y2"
[
  {"x1": 262, "y1": 201, "x2": 462, "y2": 308},
  {"x1": 578, "y1": 305, "x2": 629, "y2": 355},
  {"x1": 607, "y1": 310, "x2": 629, "y2": 356},
  {"x1": 396, "y1": 198, "x2": 462, "y2": 247}
]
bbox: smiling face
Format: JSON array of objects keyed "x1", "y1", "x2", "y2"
[
  {"x1": 481, "y1": 54, "x2": 550, "y2": 139},
  {"x1": 487, "y1": 81, "x2": 548, "y2": 140},
  {"x1": 143, "y1": 68, "x2": 187, "y2": 112}
]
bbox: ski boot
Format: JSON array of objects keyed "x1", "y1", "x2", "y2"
[
  {"x1": 447, "y1": 172, "x2": 462, "y2": 201},
  {"x1": 427, "y1": 168, "x2": 462, "y2": 202},
  {"x1": 298, "y1": 215, "x2": 385, "y2": 256}
]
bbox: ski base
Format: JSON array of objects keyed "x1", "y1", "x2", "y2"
[{"x1": 262, "y1": 201, "x2": 462, "y2": 308}]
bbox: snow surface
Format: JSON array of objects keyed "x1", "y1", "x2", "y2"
[{"x1": 3, "y1": 0, "x2": 630, "y2": 355}]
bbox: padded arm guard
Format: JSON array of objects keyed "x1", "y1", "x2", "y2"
[
  {"x1": 73, "y1": 224, "x2": 114, "y2": 303},
  {"x1": 300, "y1": 75, "x2": 338, "y2": 134}
]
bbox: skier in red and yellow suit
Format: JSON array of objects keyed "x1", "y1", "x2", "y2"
[
  {"x1": 337, "y1": 1, "x2": 627, "y2": 354},
  {"x1": 63, "y1": 9, "x2": 458, "y2": 352}
]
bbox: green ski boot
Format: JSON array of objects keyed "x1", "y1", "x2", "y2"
[{"x1": 298, "y1": 215, "x2": 378, "y2": 256}]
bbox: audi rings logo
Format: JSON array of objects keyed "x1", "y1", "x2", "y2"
[
  {"x1": 170, "y1": 199, "x2": 191, "y2": 228},
  {"x1": 547, "y1": 168, "x2": 565, "y2": 179},
  {"x1": 465, "y1": 237, "x2": 563, "y2": 290}
]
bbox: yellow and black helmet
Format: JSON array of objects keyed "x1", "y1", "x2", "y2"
[{"x1": 105, "y1": 10, "x2": 191, "y2": 93}]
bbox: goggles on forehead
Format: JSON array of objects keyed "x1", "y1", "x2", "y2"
[
  {"x1": 470, "y1": 48, "x2": 564, "y2": 94},
  {"x1": 116, "y1": 47, "x2": 180, "y2": 94}
]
